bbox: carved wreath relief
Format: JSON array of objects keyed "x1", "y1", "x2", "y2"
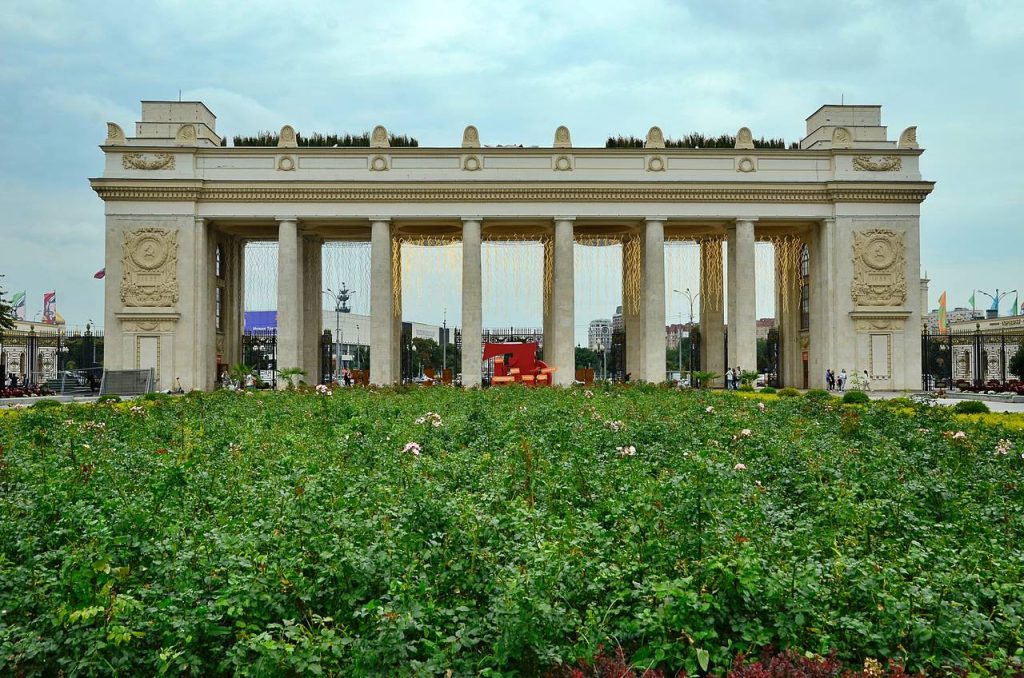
[
  {"x1": 120, "y1": 228, "x2": 180, "y2": 307},
  {"x1": 853, "y1": 156, "x2": 902, "y2": 172},
  {"x1": 122, "y1": 153, "x2": 175, "y2": 170},
  {"x1": 850, "y1": 229, "x2": 906, "y2": 306}
]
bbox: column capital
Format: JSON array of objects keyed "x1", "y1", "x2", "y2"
[
  {"x1": 644, "y1": 216, "x2": 668, "y2": 223},
  {"x1": 822, "y1": 216, "x2": 836, "y2": 226},
  {"x1": 733, "y1": 217, "x2": 759, "y2": 224},
  {"x1": 368, "y1": 216, "x2": 391, "y2": 224},
  {"x1": 553, "y1": 216, "x2": 576, "y2": 223},
  {"x1": 461, "y1": 217, "x2": 482, "y2": 224},
  {"x1": 275, "y1": 216, "x2": 298, "y2": 223}
]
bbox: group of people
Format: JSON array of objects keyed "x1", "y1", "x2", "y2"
[
  {"x1": 724, "y1": 366, "x2": 746, "y2": 390},
  {"x1": 825, "y1": 368, "x2": 848, "y2": 392},
  {"x1": 825, "y1": 368, "x2": 870, "y2": 392}
]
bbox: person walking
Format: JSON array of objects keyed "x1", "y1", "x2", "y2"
[
  {"x1": 826, "y1": 369, "x2": 834, "y2": 391},
  {"x1": 862, "y1": 369, "x2": 870, "y2": 392},
  {"x1": 839, "y1": 368, "x2": 848, "y2": 392},
  {"x1": 725, "y1": 367, "x2": 734, "y2": 391}
]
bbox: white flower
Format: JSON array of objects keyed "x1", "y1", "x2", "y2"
[
  {"x1": 584, "y1": 390, "x2": 594, "y2": 399},
  {"x1": 995, "y1": 439, "x2": 1013, "y2": 455},
  {"x1": 733, "y1": 463, "x2": 747, "y2": 471},
  {"x1": 705, "y1": 406, "x2": 715, "y2": 414},
  {"x1": 757, "y1": 402, "x2": 766, "y2": 412},
  {"x1": 415, "y1": 412, "x2": 443, "y2": 427},
  {"x1": 616, "y1": 445, "x2": 637, "y2": 457},
  {"x1": 315, "y1": 384, "x2": 332, "y2": 396},
  {"x1": 740, "y1": 428, "x2": 752, "y2": 437},
  {"x1": 604, "y1": 419, "x2": 625, "y2": 432},
  {"x1": 403, "y1": 442, "x2": 422, "y2": 457},
  {"x1": 130, "y1": 405, "x2": 145, "y2": 416},
  {"x1": 952, "y1": 431, "x2": 967, "y2": 440}
]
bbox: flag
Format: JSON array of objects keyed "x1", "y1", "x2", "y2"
[
  {"x1": 42, "y1": 292, "x2": 56, "y2": 324},
  {"x1": 11, "y1": 291, "x2": 25, "y2": 320},
  {"x1": 1012, "y1": 292, "x2": 1020, "y2": 317},
  {"x1": 54, "y1": 312, "x2": 65, "y2": 325},
  {"x1": 94, "y1": 268, "x2": 105, "y2": 279},
  {"x1": 938, "y1": 291, "x2": 947, "y2": 335},
  {"x1": 969, "y1": 291, "x2": 975, "y2": 311}
]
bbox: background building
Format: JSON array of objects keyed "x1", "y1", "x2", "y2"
[{"x1": 588, "y1": 319, "x2": 612, "y2": 350}]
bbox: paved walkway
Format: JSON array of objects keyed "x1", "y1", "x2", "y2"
[{"x1": 865, "y1": 390, "x2": 1024, "y2": 413}]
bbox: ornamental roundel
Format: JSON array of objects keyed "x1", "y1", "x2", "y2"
[
  {"x1": 130, "y1": 232, "x2": 170, "y2": 270},
  {"x1": 861, "y1": 233, "x2": 897, "y2": 270}
]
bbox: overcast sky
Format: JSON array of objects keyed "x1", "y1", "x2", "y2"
[{"x1": 2, "y1": 0, "x2": 1022, "y2": 340}]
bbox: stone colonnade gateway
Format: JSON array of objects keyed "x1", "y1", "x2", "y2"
[{"x1": 92, "y1": 101, "x2": 933, "y2": 391}]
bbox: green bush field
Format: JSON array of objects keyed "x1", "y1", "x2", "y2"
[{"x1": 1, "y1": 387, "x2": 1023, "y2": 676}]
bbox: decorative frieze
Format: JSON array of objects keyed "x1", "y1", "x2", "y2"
[
  {"x1": 853, "y1": 156, "x2": 902, "y2": 172},
  {"x1": 122, "y1": 318, "x2": 177, "y2": 333},
  {"x1": 91, "y1": 183, "x2": 935, "y2": 203},
  {"x1": 120, "y1": 228, "x2": 180, "y2": 307},
  {"x1": 850, "y1": 229, "x2": 907, "y2": 306},
  {"x1": 122, "y1": 153, "x2": 175, "y2": 170}
]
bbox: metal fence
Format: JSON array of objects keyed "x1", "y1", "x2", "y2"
[
  {"x1": 922, "y1": 325, "x2": 1024, "y2": 390},
  {"x1": 1, "y1": 327, "x2": 104, "y2": 387}
]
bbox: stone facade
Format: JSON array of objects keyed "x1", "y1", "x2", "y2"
[{"x1": 91, "y1": 101, "x2": 933, "y2": 390}]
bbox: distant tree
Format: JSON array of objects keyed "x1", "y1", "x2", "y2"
[
  {"x1": 575, "y1": 346, "x2": 600, "y2": 370},
  {"x1": 0, "y1": 277, "x2": 15, "y2": 330},
  {"x1": 1010, "y1": 345, "x2": 1024, "y2": 380}
]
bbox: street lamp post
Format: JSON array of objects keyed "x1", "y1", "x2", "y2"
[
  {"x1": 673, "y1": 288, "x2": 700, "y2": 384},
  {"x1": 356, "y1": 324, "x2": 361, "y2": 370},
  {"x1": 323, "y1": 284, "x2": 355, "y2": 382},
  {"x1": 978, "y1": 289, "x2": 1018, "y2": 318}
]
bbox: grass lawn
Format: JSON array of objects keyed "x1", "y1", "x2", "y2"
[{"x1": 1, "y1": 386, "x2": 1023, "y2": 676}]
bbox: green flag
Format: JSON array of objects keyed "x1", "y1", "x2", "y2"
[
  {"x1": 1012, "y1": 293, "x2": 1019, "y2": 317},
  {"x1": 969, "y1": 291, "x2": 975, "y2": 310}
]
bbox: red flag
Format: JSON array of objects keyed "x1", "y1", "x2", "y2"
[
  {"x1": 43, "y1": 292, "x2": 56, "y2": 324},
  {"x1": 94, "y1": 268, "x2": 106, "y2": 279}
]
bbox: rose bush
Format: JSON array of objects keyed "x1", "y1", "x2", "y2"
[{"x1": 0, "y1": 388, "x2": 1022, "y2": 676}]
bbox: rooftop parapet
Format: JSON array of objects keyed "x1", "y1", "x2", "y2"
[
  {"x1": 800, "y1": 104, "x2": 899, "y2": 150},
  {"x1": 105, "y1": 100, "x2": 222, "y2": 147}
]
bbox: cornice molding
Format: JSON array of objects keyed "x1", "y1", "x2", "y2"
[{"x1": 89, "y1": 180, "x2": 935, "y2": 204}]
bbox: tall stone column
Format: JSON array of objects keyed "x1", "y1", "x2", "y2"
[
  {"x1": 223, "y1": 236, "x2": 245, "y2": 368},
  {"x1": 641, "y1": 218, "x2": 667, "y2": 382},
  {"x1": 193, "y1": 217, "x2": 216, "y2": 390},
  {"x1": 369, "y1": 218, "x2": 393, "y2": 385},
  {"x1": 699, "y1": 239, "x2": 725, "y2": 386},
  {"x1": 552, "y1": 217, "x2": 575, "y2": 386},
  {"x1": 726, "y1": 219, "x2": 757, "y2": 377},
  {"x1": 276, "y1": 218, "x2": 304, "y2": 385},
  {"x1": 461, "y1": 218, "x2": 483, "y2": 387},
  {"x1": 302, "y1": 236, "x2": 322, "y2": 383},
  {"x1": 809, "y1": 218, "x2": 836, "y2": 388},
  {"x1": 622, "y1": 234, "x2": 643, "y2": 380}
]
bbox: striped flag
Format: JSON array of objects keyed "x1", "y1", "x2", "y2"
[
  {"x1": 11, "y1": 291, "x2": 26, "y2": 320},
  {"x1": 938, "y1": 291, "x2": 947, "y2": 334},
  {"x1": 42, "y1": 291, "x2": 56, "y2": 324}
]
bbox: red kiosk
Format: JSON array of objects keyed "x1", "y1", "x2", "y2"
[{"x1": 482, "y1": 342, "x2": 557, "y2": 386}]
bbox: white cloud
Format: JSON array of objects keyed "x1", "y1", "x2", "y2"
[{"x1": 40, "y1": 89, "x2": 135, "y2": 131}]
